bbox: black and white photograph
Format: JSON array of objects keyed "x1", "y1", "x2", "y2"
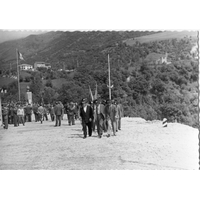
[
  {"x1": 0, "y1": 0, "x2": 199, "y2": 199},
  {"x1": 0, "y1": 29, "x2": 198, "y2": 170}
]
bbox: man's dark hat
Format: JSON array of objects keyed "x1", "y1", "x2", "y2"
[
  {"x1": 82, "y1": 98, "x2": 87, "y2": 103},
  {"x1": 93, "y1": 99, "x2": 97, "y2": 104}
]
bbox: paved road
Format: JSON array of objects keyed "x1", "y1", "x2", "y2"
[{"x1": 0, "y1": 117, "x2": 198, "y2": 170}]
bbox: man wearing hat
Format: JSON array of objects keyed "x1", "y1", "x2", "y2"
[{"x1": 79, "y1": 98, "x2": 94, "y2": 139}]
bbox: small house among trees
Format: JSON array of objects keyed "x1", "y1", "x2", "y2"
[
  {"x1": 19, "y1": 64, "x2": 34, "y2": 71},
  {"x1": 34, "y1": 62, "x2": 51, "y2": 70},
  {"x1": 145, "y1": 52, "x2": 171, "y2": 65}
]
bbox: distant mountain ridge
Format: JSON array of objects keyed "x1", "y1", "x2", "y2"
[
  {"x1": 0, "y1": 30, "x2": 46, "y2": 44},
  {"x1": 0, "y1": 31, "x2": 197, "y2": 70},
  {"x1": 0, "y1": 31, "x2": 155, "y2": 69}
]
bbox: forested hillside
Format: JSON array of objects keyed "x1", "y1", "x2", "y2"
[{"x1": 0, "y1": 31, "x2": 198, "y2": 127}]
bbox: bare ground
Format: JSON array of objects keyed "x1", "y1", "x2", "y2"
[{"x1": 0, "y1": 116, "x2": 198, "y2": 170}]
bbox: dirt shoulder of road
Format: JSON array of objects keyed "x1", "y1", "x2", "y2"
[{"x1": 0, "y1": 116, "x2": 198, "y2": 170}]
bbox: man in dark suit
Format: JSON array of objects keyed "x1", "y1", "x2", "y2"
[
  {"x1": 25, "y1": 103, "x2": 32, "y2": 122},
  {"x1": 54, "y1": 101, "x2": 63, "y2": 127},
  {"x1": 79, "y1": 98, "x2": 94, "y2": 139},
  {"x1": 2, "y1": 104, "x2": 9, "y2": 129}
]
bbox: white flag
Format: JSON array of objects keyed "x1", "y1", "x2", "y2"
[{"x1": 18, "y1": 50, "x2": 24, "y2": 60}]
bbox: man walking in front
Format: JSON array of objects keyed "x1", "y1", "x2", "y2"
[
  {"x1": 54, "y1": 101, "x2": 63, "y2": 127},
  {"x1": 79, "y1": 98, "x2": 94, "y2": 139},
  {"x1": 95, "y1": 97, "x2": 105, "y2": 138}
]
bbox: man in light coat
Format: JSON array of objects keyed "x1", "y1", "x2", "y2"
[
  {"x1": 95, "y1": 97, "x2": 105, "y2": 138},
  {"x1": 17, "y1": 104, "x2": 25, "y2": 126},
  {"x1": 110, "y1": 100, "x2": 117, "y2": 136},
  {"x1": 116, "y1": 100, "x2": 124, "y2": 131}
]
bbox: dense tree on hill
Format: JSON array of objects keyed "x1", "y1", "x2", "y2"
[
  {"x1": 29, "y1": 72, "x2": 43, "y2": 103},
  {"x1": 0, "y1": 32, "x2": 198, "y2": 127}
]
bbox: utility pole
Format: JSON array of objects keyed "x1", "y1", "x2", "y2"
[
  {"x1": 16, "y1": 49, "x2": 21, "y2": 102},
  {"x1": 9, "y1": 63, "x2": 11, "y2": 76},
  {"x1": 107, "y1": 54, "x2": 113, "y2": 100}
]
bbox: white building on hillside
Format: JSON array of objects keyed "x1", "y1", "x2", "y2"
[
  {"x1": 19, "y1": 64, "x2": 34, "y2": 71},
  {"x1": 34, "y1": 62, "x2": 51, "y2": 70},
  {"x1": 190, "y1": 44, "x2": 198, "y2": 59},
  {"x1": 145, "y1": 52, "x2": 171, "y2": 65}
]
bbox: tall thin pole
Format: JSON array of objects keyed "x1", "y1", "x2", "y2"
[
  {"x1": 16, "y1": 49, "x2": 21, "y2": 102},
  {"x1": 9, "y1": 63, "x2": 11, "y2": 76},
  {"x1": 0, "y1": 94, "x2": 2, "y2": 126},
  {"x1": 108, "y1": 54, "x2": 111, "y2": 100}
]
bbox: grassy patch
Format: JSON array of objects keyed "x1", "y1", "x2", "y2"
[
  {"x1": 0, "y1": 77, "x2": 16, "y2": 88},
  {"x1": 124, "y1": 31, "x2": 197, "y2": 45}
]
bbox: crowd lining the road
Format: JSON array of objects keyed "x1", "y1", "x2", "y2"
[{"x1": 1, "y1": 97, "x2": 124, "y2": 139}]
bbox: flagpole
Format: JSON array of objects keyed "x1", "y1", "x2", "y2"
[
  {"x1": 16, "y1": 49, "x2": 21, "y2": 102},
  {"x1": 95, "y1": 81, "x2": 97, "y2": 100},
  {"x1": 89, "y1": 85, "x2": 94, "y2": 101},
  {"x1": 108, "y1": 54, "x2": 111, "y2": 100}
]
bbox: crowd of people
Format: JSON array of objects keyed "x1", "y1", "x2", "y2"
[{"x1": 1, "y1": 97, "x2": 124, "y2": 139}]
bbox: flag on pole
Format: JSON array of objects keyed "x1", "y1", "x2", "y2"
[
  {"x1": 94, "y1": 82, "x2": 98, "y2": 100},
  {"x1": 89, "y1": 86, "x2": 94, "y2": 101},
  {"x1": 17, "y1": 50, "x2": 24, "y2": 60}
]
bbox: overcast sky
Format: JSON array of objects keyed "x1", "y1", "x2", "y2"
[{"x1": 0, "y1": 30, "x2": 46, "y2": 43}]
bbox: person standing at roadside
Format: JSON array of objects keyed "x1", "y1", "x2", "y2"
[
  {"x1": 79, "y1": 98, "x2": 94, "y2": 139},
  {"x1": 17, "y1": 104, "x2": 25, "y2": 126},
  {"x1": 13, "y1": 104, "x2": 18, "y2": 127},
  {"x1": 116, "y1": 100, "x2": 124, "y2": 131},
  {"x1": 38, "y1": 104, "x2": 45, "y2": 124},
  {"x1": 59, "y1": 101, "x2": 64, "y2": 120},
  {"x1": 49, "y1": 104, "x2": 55, "y2": 121},
  {"x1": 2, "y1": 104, "x2": 9, "y2": 129},
  {"x1": 54, "y1": 101, "x2": 63, "y2": 127},
  {"x1": 9, "y1": 104, "x2": 14, "y2": 124},
  {"x1": 114, "y1": 100, "x2": 119, "y2": 132},
  {"x1": 68, "y1": 102, "x2": 76, "y2": 126},
  {"x1": 32, "y1": 103, "x2": 39, "y2": 122},
  {"x1": 104, "y1": 99, "x2": 114, "y2": 137},
  {"x1": 110, "y1": 100, "x2": 117, "y2": 136},
  {"x1": 92, "y1": 100, "x2": 97, "y2": 133},
  {"x1": 43, "y1": 105, "x2": 49, "y2": 121},
  {"x1": 25, "y1": 103, "x2": 32, "y2": 122}
]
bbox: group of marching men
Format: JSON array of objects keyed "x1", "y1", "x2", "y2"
[
  {"x1": 1, "y1": 97, "x2": 124, "y2": 139},
  {"x1": 80, "y1": 97, "x2": 124, "y2": 138}
]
